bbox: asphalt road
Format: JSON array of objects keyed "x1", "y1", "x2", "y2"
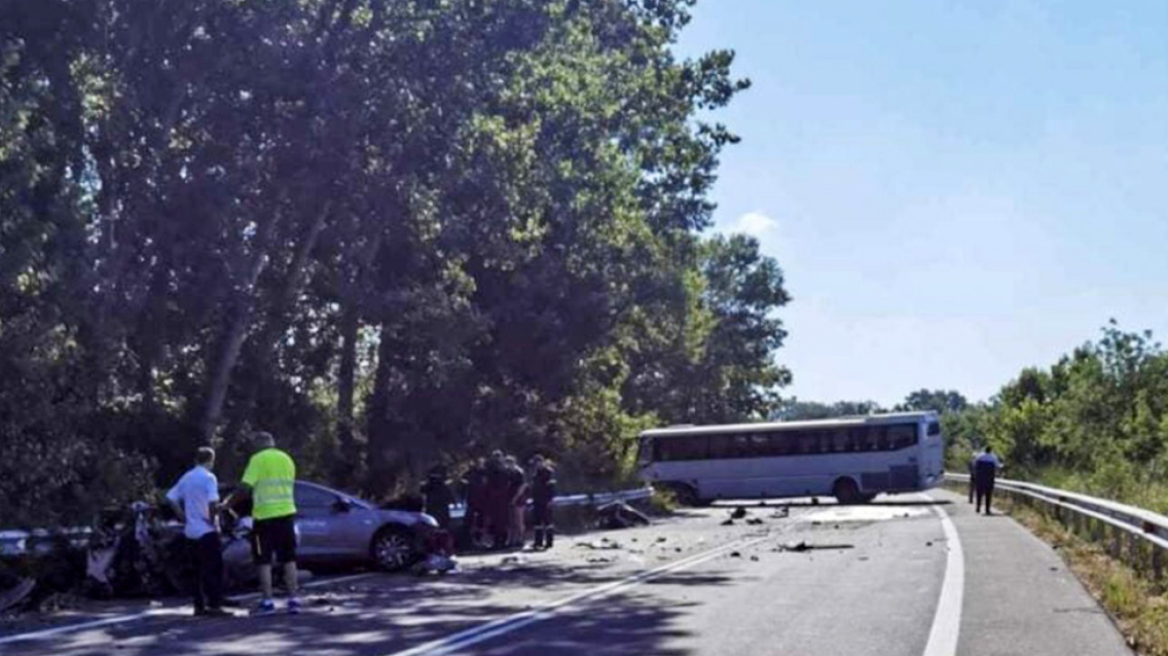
[{"x1": 0, "y1": 489, "x2": 1134, "y2": 656}]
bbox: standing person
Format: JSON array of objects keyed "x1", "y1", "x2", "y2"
[
  {"x1": 505, "y1": 456, "x2": 528, "y2": 548},
  {"x1": 485, "y1": 451, "x2": 510, "y2": 549},
  {"x1": 421, "y1": 465, "x2": 455, "y2": 529},
  {"x1": 530, "y1": 455, "x2": 557, "y2": 551},
  {"x1": 228, "y1": 432, "x2": 300, "y2": 615},
  {"x1": 461, "y1": 457, "x2": 489, "y2": 549},
  {"x1": 974, "y1": 446, "x2": 1004, "y2": 515},
  {"x1": 166, "y1": 447, "x2": 230, "y2": 617}
]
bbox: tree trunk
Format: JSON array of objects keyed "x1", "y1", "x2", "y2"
[
  {"x1": 333, "y1": 303, "x2": 359, "y2": 485},
  {"x1": 199, "y1": 247, "x2": 270, "y2": 443},
  {"x1": 364, "y1": 322, "x2": 395, "y2": 497}
]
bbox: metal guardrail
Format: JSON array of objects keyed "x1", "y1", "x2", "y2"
[
  {"x1": 1, "y1": 487, "x2": 656, "y2": 557},
  {"x1": 946, "y1": 472, "x2": 1168, "y2": 580}
]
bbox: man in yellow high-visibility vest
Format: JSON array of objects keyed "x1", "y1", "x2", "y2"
[{"x1": 232, "y1": 432, "x2": 300, "y2": 615}]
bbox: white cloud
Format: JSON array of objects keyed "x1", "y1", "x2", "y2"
[{"x1": 728, "y1": 211, "x2": 777, "y2": 237}]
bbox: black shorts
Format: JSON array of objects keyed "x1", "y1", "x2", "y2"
[{"x1": 251, "y1": 515, "x2": 297, "y2": 565}]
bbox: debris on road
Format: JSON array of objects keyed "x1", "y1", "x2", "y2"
[
  {"x1": 750, "y1": 555, "x2": 759, "y2": 562},
  {"x1": 769, "y1": 508, "x2": 791, "y2": 519},
  {"x1": 575, "y1": 538, "x2": 623, "y2": 550},
  {"x1": 774, "y1": 541, "x2": 855, "y2": 553},
  {"x1": 729, "y1": 551, "x2": 742, "y2": 558},
  {"x1": 656, "y1": 536, "x2": 668, "y2": 543},
  {"x1": 0, "y1": 578, "x2": 35, "y2": 614},
  {"x1": 720, "y1": 519, "x2": 736, "y2": 526},
  {"x1": 730, "y1": 506, "x2": 748, "y2": 520},
  {"x1": 598, "y1": 502, "x2": 651, "y2": 529},
  {"x1": 745, "y1": 518, "x2": 764, "y2": 526}
]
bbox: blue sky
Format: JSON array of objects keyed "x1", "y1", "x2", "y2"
[{"x1": 676, "y1": 0, "x2": 1168, "y2": 407}]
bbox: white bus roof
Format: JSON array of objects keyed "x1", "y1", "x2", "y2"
[{"x1": 640, "y1": 412, "x2": 938, "y2": 438}]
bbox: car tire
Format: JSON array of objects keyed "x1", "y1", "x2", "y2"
[{"x1": 370, "y1": 526, "x2": 415, "y2": 572}]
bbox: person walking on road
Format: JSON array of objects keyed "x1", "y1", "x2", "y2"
[
  {"x1": 228, "y1": 432, "x2": 301, "y2": 615},
  {"x1": 166, "y1": 447, "x2": 230, "y2": 618},
  {"x1": 530, "y1": 455, "x2": 557, "y2": 550},
  {"x1": 974, "y1": 445, "x2": 1004, "y2": 515}
]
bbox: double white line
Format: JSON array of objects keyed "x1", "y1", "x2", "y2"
[{"x1": 387, "y1": 535, "x2": 771, "y2": 656}]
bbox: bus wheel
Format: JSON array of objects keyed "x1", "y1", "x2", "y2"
[
  {"x1": 832, "y1": 478, "x2": 861, "y2": 505},
  {"x1": 660, "y1": 483, "x2": 702, "y2": 507}
]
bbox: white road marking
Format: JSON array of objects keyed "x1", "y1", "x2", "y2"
[
  {"x1": 0, "y1": 571, "x2": 377, "y2": 645},
  {"x1": 922, "y1": 496, "x2": 964, "y2": 656},
  {"x1": 386, "y1": 535, "x2": 771, "y2": 656}
]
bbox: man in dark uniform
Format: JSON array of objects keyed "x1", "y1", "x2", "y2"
[
  {"x1": 974, "y1": 446, "x2": 1004, "y2": 515},
  {"x1": 530, "y1": 455, "x2": 557, "y2": 550},
  {"x1": 421, "y1": 465, "x2": 455, "y2": 529}
]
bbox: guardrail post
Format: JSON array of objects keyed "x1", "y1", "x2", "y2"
[{"x1": 1153, "y1": 546, "x2": 1164, "y2": 585}]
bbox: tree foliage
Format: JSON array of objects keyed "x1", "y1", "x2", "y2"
[
  {"x1": 943, "y1": 321, "x2": 1168, "y2": 507},
  {"x1": 0, "y1": 0, "x2": 790, "y2": 526}
]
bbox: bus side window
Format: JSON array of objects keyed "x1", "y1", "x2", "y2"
[
  {"x1": 662, "y1": 436, "x2": 707, "y2": 461},
  {"x1": 874, "y1": 426, "x2": 891, "y2": 451},
  {"x1": 862, "y1": 427, "x2": 880, "y2": 451},
  {"x1": 830, "y1": 429, "x2": 848, "y2": 453},
  {"x1": 889, "y1": 425, "x2": 915, "y2": 450},
  {"x1": 708, "y1": 434, "x2": 731, "y2": 459},
  {"x1": 846, "y1": 428, "x2": 863, "y2": 452},
  {"x1": 750, "y1": 433, "x2": 770, "y2": 457},
  {"x1": 731, "y1": 434, "x2": 752, "y2": 458},
  {"x1": 770, "y1": 432, "x2": 794, "y2": 456}
]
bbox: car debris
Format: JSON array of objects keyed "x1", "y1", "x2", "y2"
[
  {"x1": 729, "y1": 551, "x2": 742, "y2": 558},
  {"x1": 0, "y1": 577, "x2": 36, "y2": 614},
  {"x1": 575, "y1": 538, "x2": 623, "y2": 550},
  {"x1": 745, "y1": 518, "x2": 764, "y2": 525},
  {"x1": 720, "y1": 519, "x2": 735, "y2": 526},
  {"x1": 730, "y1": 506, "x2": 748, "y2": 520},
  {"x1": 597, "y1": 502, "x2": 651, "y2": 529},
  {"x1": 411, "y1": 553, "x2": 459, "y2": 576},
  {"x1": 774, "y1": 541, "x2": 855, "y2": 553}
]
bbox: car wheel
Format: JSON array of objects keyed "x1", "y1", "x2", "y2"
[{"x1": 370, "y1": 527, "x2": 414, "y2": 572}]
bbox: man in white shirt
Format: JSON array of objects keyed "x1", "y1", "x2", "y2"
[{"x1": 166, "y1": 447, "x2": 230, "y2": 617}]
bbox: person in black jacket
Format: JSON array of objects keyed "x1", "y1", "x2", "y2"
[
  {"x1": 530, "y1": 455, "x2": 557, "y2": 550},
  {"x1": 420, "y1": 465, "x2": 455, "y2": 529}
]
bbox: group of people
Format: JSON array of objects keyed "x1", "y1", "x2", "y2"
[
  {"x1": 165, "y1": 432, "x2": 300, "y2": 618},
  {"x1": 452, "y1": 450, "x2": 558, "y2": 551}
]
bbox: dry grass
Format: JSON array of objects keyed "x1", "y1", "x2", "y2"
[{"x1": 995, "y1": 493, "x2": 1168, "y2": 656}]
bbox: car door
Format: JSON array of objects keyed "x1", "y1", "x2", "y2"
[{"x1": 293, "y1": 482, "x2": 345, "y2": 560}]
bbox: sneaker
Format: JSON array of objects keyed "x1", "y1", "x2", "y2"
[
  {"x1": 287, "y1": 598, "x2": 302, "y2": 615},
  {"x1": 251, "y1": 599, "x2": 277, "y2": 616}
]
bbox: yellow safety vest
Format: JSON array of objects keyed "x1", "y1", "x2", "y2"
[{"x1": 241, "y1": 448, "x2": 296, "y2": 520}]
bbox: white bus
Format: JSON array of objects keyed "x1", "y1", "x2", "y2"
[{"x1": 636, "y1": 412, "x2": 944, "y2": 505}]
